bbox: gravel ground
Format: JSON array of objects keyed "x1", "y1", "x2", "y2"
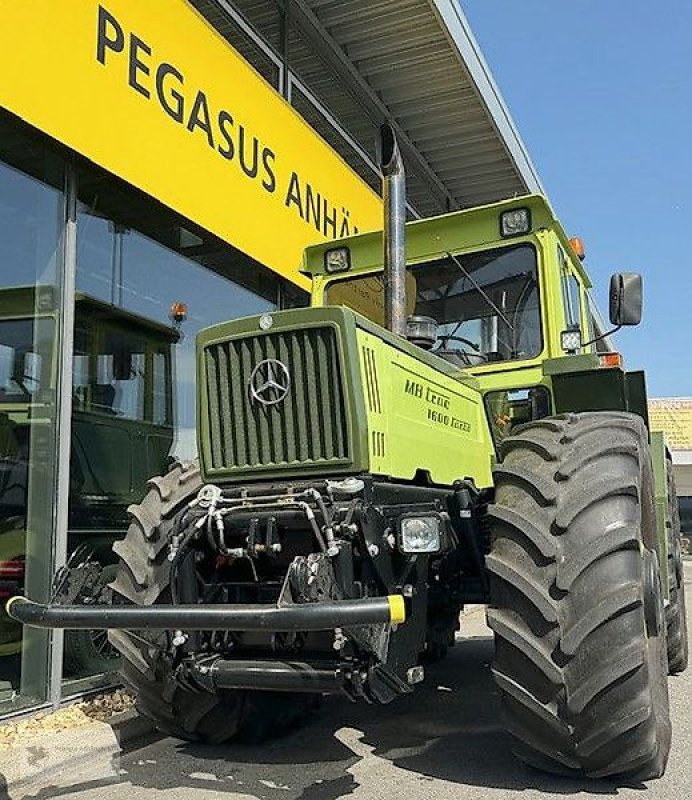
[
  {"x1": 0, "y1": 690, "x2": 134, "y2": 749},
  {"x1": 19, "y1": 562, "x2": 692, "y2": 800}
]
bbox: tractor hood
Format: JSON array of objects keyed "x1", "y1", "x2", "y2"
[{"x1": 196, "y1": 306, "x2": 492, "y2": 488}]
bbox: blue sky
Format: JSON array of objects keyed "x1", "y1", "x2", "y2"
[{"x1": 461, "y1": 1, "x2": 692, "y2": 397}]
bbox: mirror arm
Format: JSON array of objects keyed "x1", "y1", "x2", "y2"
[{"x1": 581, "y1": 324, "x2": 621, "y2": 349}]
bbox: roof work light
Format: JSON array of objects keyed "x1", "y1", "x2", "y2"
[
  {"x1": 324, "y1": 246, "x2": 351, "y2": 274},
  {"x1": 500, "y1": 208, "x2": 531, "y2": 238}
]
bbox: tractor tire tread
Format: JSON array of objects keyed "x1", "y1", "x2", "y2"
[
  {"x1": 488, "y1": 412, "x2": 671, "y2": 780},
  {"x1": 664, "y1": 453, "x2": 689, "y2": 674}
]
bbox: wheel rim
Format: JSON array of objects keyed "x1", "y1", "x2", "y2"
[{"x1": 88, "y1": 628, "x2": 120, "y2": 662}]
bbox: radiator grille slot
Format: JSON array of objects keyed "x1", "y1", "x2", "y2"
[{"x1": 203, "y1": 326, "x2": 349, "y2": 471}]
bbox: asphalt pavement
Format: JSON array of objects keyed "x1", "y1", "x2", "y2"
[{"x1": 28, "y1": 563, "x2": 692, "y2": 800}]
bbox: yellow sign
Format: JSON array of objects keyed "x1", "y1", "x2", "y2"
[
  {"x1": 0, "y1": 0, "x2": 383, "y2": 288},
  {"x1": 649, "y1": 397, "x2": 692, "y2": 451}
]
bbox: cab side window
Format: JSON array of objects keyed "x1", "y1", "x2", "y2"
[{"x1": 558, "y1": 247, "x2": 583, "y2": 330}]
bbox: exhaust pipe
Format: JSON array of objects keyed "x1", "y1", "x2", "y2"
[{"x1": 380, "y1": 123, "x2": 407, "y2": 337}]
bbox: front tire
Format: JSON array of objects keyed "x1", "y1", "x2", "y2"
[
  {"x1": 487, "y1": 412, "x2": 671, "y2": 780},
  {"x1": 108, "y1": 461, "x2": 317, "y2": 743},
  {"x1": 63, "y1": 564, "x2": 121, "y2": 677}
]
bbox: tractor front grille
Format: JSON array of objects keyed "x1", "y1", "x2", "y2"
[{"x1": 203, "y1": 326, "x2": 350, "y2": 472}]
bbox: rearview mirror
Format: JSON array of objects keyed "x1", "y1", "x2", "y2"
[{"x1": 609, "y1": 272, "x2": 642, "y2": 326}]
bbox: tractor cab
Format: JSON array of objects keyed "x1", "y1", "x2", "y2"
[
  {"x1": 0, "y1": 288, "x2": 179, "y2": 533},
  {"x1": 69, "y1": 294, "x2": 179, "y2": 533},
  {"x1": 304, "y1": 193, "x2": 643, "y2": 445}
]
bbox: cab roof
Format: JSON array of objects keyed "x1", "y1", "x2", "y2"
[
  {"x1": 0, "y1": 286, "x2": 180, "y2": 341},
  {"x1": 302, "y1": 194, "x2": 591, "y2": 287}
]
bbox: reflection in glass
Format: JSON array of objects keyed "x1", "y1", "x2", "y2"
[
  {"x1": 63, "y1": 189, "x2": 277, "y2": 684},
  {"x1": 0, "y1": 156, "x2": 64, "y2": 710}
]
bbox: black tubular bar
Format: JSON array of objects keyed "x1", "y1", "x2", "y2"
[
  {"x1": 6, "y1": 595, "x2": 401, "y2": 631},
  {"x1": 205, "y1": 659, "x2": 345, "y2": 693}
]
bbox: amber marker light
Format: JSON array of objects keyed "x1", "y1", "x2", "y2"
[
  {"x1": 170, "y1": 301, "x2": 188, "y2": 324},
  {"x1": 569, "y1": 237, "x2": 586, "y2": 260},
  {"x1": 599, "y1": 352, "x2": 622, "y2": 368}
]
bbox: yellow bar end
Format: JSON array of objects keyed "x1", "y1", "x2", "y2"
[
  {"x1": 4, "y1": 595, "x2": 24, "y2": 618},
  {"x1": 387, "y1": 594, "x2": 406, "y2": 625}
]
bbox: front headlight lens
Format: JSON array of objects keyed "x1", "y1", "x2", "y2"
[{"x1": 400, "y1": 515, "x2": 441, "y2": 553}]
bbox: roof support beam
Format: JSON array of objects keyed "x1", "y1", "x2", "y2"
[
  {"x1": 429, "y1": 0, "x2": 544, "y2": 195},
  {"x1": 288, "y1": 0, "x2": 457, "y2": 212}
]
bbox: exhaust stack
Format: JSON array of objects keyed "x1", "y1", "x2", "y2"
[{"x1": 379, "y1": 123, "x2": 407, "y2": 336}]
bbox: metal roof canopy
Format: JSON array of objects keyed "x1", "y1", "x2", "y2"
[{"x1": 196, "y1": 0, "x2": 545, "y2": 217}]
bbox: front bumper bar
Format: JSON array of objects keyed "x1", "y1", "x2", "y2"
[{"x1": 5, "y1": 594, "x2": 406, "y2": 632}]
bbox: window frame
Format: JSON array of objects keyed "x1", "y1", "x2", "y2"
[
  {"x1": 558, "y1": 245, "x2": 585, "y2": 332},
  {"x1": 322, "y1": 240, "x2": 545, "y2": 367}
]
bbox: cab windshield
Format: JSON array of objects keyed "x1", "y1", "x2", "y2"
[{"x1": 325, "y1": 243, "x2": 541, "y2": 365}]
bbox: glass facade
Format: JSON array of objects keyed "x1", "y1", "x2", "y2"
[
  {"x1": 0, "y1": 109, "x2": 299, "y2": 713},
  {"x1": 0, "y1": 126, "x2": 66, "y2": 711},
  {"x1": 0, "y1": 0, "x2": 381, "y2": 719}
]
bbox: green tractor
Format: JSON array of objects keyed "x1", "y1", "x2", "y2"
[
  {"x1": 1, "y1": 287, "x2": 179, "y2": 679},
  {"x1": 9, "y1": 127, "x2": 687, "y2": 780}
]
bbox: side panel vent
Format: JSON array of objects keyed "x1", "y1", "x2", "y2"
[
  {"x1": 362, "y1": 346, "x2": 382, "y2": 414},
  {"x1": 371, "y1": 430, "x2": 386, "y2": 458}
]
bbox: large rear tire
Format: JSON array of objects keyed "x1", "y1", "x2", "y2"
[
  {"x1": 665, "y1": 455, "x2": 688, "y2": 674},
  {"x1": 108, "y1": 461, "x2": 318, "y2": 743},
  {"x1": 487, "y1": 412, "x2": 671, "y2": 780}
]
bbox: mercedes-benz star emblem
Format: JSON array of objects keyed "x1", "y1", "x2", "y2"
[{"x1": 249, "y1": 359, "x2": 291, "y2": 406}]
